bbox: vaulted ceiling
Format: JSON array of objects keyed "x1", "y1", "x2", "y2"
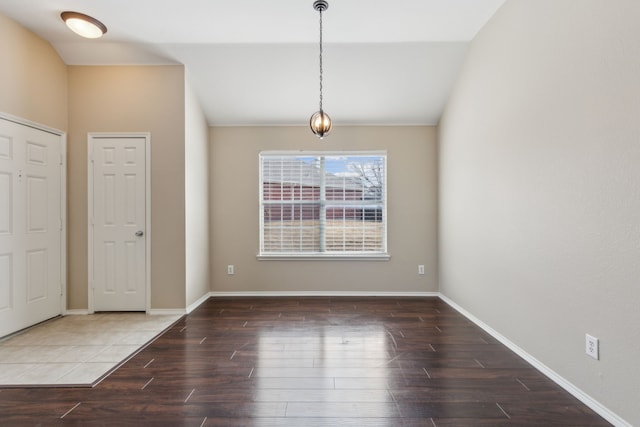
[{"x1": 0, "y1": 0, "x2": 505, "y2": 126}]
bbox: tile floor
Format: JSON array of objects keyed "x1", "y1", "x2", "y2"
[{"x1": 0, "y1": 313, "x2": 181, "y2": 387}]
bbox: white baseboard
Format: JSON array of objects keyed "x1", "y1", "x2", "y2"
[
  {"x1": 208, "y1": 291, "x2": 439, "y2": 298},
  {"x1": 186, "y1": 292, "x2": 211, "y2": 314},
  {"x1": 64, "y1": 309, "x2": 90, "y2": 315},
  {"x1": 438, "y1": 293, "x2": 631, "y2": 427}
]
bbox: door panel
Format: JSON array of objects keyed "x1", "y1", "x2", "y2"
[
  {"x1": 26, "y1": 175, "x2": 47, "y2": 232},
  {"x1": 0, "y1": 118, "x2": 62, "y2": 338},
  {"x1": 0, "y1": 253, "x2": 11, "y2": 311},
  {"x1": 91, "y1": 137, "x2": 146, "y2": 311},
  {"x1": 0, "y1": 171, "x2": 11, "y2": 235},
  {"x1": 26, "y1": 249, "x2": 47, "y2": 302}
]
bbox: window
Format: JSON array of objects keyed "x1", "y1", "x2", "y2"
[{"x1": 259, "y1": 151, "x2": 387, "y2": 258}]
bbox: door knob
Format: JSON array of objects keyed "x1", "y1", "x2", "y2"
[{"x1": 135, "y1": 230, "x2": 144, "y2": 237}]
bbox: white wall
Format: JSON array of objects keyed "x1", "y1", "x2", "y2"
[
  {"x1": 439, "y1": 1, "x2": 640, "y2": 425},
  {"x1": 185, "y1": 77, "x2": 211, "y2": 307}
]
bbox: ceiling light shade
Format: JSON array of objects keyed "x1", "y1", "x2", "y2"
[
  {"x1": 310, "y1": 0, "x2": 332, "y2": 139},
  {"x1": 61, "y1": 11, "x2": 107, "y2": 39}
]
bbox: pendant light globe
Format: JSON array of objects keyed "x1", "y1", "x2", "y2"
[{"x1": 310, "y1": 110, "x2": 332, "y2": 139}]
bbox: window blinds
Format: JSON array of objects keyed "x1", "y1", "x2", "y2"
[{"x1": 260, "y1": 152, "x2": 387, "y2": 256}]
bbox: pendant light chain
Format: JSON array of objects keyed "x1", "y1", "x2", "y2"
[
  {"x1": 310, "y1": 0, "x2": 332, "y2": 139},
  {"x1": 318, "y1": 7, "x2": 324, "y2": 112}
]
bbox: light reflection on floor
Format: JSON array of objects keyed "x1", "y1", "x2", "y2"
[{"x1": 256, "y1": 324, "x2": 393, "y2": 418}]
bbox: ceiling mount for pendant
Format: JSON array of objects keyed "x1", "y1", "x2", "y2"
[
  {"x1": 309, "y1": 0, "x2": 332, "y2": 139},
  {"x1": 313, "y1": 0, "x2": 329, "y2": 12}
]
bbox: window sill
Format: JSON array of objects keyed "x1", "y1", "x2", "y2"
[{"x1": 257, "y1": 253, "x2": 391, "y2": 261}]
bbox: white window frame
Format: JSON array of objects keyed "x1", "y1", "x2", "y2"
[{"x1": 258, "y1": 150, "x2": 389, "y2": 260}]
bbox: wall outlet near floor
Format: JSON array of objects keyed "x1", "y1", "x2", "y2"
[
  {"x1": 227, "y1": 265, "x2": 235, "y2": 275},
  {"x1": 418, "y1": 265, "x2": 425, "y2": 275},
  {"x1": 585, "y1": 334, "x2": 599, "y2": 360}
]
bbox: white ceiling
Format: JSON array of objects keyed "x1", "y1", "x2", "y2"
[{"x1": 0, "y1": 0, "x2": 505, "y2": 126}]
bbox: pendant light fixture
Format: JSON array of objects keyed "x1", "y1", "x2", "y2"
[
  {"x1": 310, "y1": 0, "x2": 332, "y2": 139},
  {"x1": 61, "y1": 11, "x2": 107, "y2": 39}
]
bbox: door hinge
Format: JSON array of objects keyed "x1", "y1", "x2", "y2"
[{"x1": 60, "y1": 153, "x2": 63, "y2": 166}]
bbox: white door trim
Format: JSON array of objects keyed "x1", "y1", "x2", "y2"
[
  {"x1": 88, "y1": 132, "x2": 151, "y2": 313},
  {"x1": 0, "y1": 112, "x2": 67, "y2": 316}
]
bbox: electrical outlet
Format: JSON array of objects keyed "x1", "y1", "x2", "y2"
[
  {"x1": 586, "y1": 334, "x2": 599, "y2": 360},
  {"x1": 227, "y1": 265, "x2": 234, "y2": 275},
  {"x1": 418, "y1": 265, "x2": 425, "y2": 275}
]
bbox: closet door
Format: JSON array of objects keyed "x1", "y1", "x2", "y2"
[{"x1": 0, "y1": 118, "x2": 62, "y2": 338}]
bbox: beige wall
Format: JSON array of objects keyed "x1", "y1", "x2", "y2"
[
  {"x1": 0, "y1": 13, "x2": 67, "y2": 131},
  {"x1": 185, "y1": 78, "x2": 211, "y2": 307},
  {"x1": 439, "y1": 1, "x2": 640, "y2": 424},
  {"x1": 210, "y1": 126, "x2": 438, "y2": 293},
  {"x1": 68, "y1": 66, "x2": 187, "y2": 310}
]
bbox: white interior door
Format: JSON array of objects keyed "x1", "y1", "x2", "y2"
[
  {"x1": 90, "y1": 135, "x2": 148, "y2": 312},
  {"x1": 0, "y1": 117, "x2": 63, "y2": 338}
]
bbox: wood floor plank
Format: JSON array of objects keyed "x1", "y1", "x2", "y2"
[
  {"x1": 285, "y1": 402, "x2": 400, "y2": 418},
  {"x1": 0, "y1": 297, "x2": 611, "y2": 425},
  {"x1": 396, "y1": 401, "x2": 508, "y2": 419}
]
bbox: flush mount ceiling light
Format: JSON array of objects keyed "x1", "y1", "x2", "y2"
[
  {"x1": 61, "y1": 11, "x2": 107, "y2": 39},
  {"x1": 309, "y1": 0, "x2": 332, "y2": 139}
]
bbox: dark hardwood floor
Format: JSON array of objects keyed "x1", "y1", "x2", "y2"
[{"x1": 0, "y1": 297, "x2": 610, "y2": 426}]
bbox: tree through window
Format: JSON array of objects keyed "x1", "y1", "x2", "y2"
[{"x1": 259, "y1": 152, "x2": 387, "y2": 256}]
